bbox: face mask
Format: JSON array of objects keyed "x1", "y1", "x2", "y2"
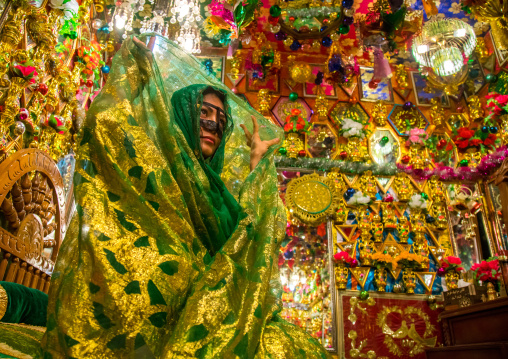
[{"x1": 200, "y1": 101, "x2": 226, "y2": 139}]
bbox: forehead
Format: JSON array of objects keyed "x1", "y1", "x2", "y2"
[{"x1": 203, "y1": 93, "x2": 225, "y2": 111}]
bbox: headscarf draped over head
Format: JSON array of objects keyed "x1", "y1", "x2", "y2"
[{"x1": 170, "y1": 84, "x2": 242, "y2": 255}]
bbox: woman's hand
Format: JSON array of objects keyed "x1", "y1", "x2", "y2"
[
  {"x1": 133, "y1": 36, "x2": 155, "y2": 65},
  {"x1": 241, "y1": 115, "x2": 280, "y2": 171}
]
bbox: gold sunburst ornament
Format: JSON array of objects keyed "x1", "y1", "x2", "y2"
[{"x1": 285, "y1": 173, "x2": 340, "y2": 224}]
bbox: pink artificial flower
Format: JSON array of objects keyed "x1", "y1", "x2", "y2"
[
  {"x1": 406, "y1": 128, "x2": 427, "y2": 146},
  {"x1": 14, "y1": 65, "x2": 38, "y2": 83}
]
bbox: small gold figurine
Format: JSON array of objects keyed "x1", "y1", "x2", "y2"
[
  {"x1": 467, "y1": 95, "x2": 484, "y2": 121},
  {"x1": 427, "y1": 176, "x2": 447, "y2": 203},
  {"x1": 429, "y1": 98, "x2": 445, "y2": 129},
  {"x1": 393, "y1": 173, "x2": 413, "y2": 202},
  {"x1": 256, "y1": 89, "x2": 272, "y2": 115},
  {"x1": 371, "y1": 100, "x2": 388, "y2": 126},
  {"x1": 315, "y1": 94, "x2": 329, "y2": 119},
  {"x1": 430, "y1": 203, "x2": 448, "y2": 230},
  {"x1": 372, "y1": 214, "x2": 384, "y2": 243},
  {"x1": 359, "y1": 238, "x2": 375, "y2": 266},
  {"x1": 358, "y1": 209, "x2": 372, "y2": 239},
  {"x1": 397, "y1": 216, "x2": 410, "y2": 244},
  {"x1": 358, "y1": 170, "x2": 378, "y2": 200},
  {"x1": 394, "y1": 64, "x2": 409, "y2": 89},
  {"x1": 381, "y1": 202, "x2": 398, "y2": 229}
]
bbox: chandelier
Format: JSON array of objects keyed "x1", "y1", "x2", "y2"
[
  {"x1": 110, "y1": 0, "x2": 202, "y2": 53},
  {"x1": 412, "y1": 18, "x2": 476, "y2": 77}
]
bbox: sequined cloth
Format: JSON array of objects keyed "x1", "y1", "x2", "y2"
[{"x1": 38, "y1": 35, "x2": 330, "y2": 358}]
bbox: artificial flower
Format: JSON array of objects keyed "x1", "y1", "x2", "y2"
[
  {"x1": 457, "y1": 127, "x2": 475, "y2": 139},
  {"x1": 341, "y1": 118, "x2": 365, "y2": 138},
  {"x1": 484, "y1": 133, "x2": 497, "y2": 146},
  {"x1": 12, "y1": 65, "x2": 38, "y2": 83},
  {"x1": 334, "y1": 251, "x2": 351, "y2": 263},
  {"x1": 347, "y1": 191, "x2": 371, "y2": 205},
  {"x1": 470, "y1": 138, "x2": 483, "y2": 147},
  {"x1": 406, "y1": 128, "x2": 428, "y2": 146},
  {"x1": 291, "y1": 108, "x2": 301, "y2": 116},
  {"x1": 408, "y1": 193, "x2": 427, "y2": 209}
]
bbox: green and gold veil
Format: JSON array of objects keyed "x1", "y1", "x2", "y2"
[{"x1": 39, "y1": 35, "x2": 329, "y2": 359}]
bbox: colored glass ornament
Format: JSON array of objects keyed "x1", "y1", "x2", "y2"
[
  {"x1": 459, "y1": 159, "x2": 469, "y2": 167},
  {"x1": 269, "y1": 5, "x2": 281, "y2": 17},
  {"x1": 338, "y1": 24, "x2": 350, "y2": 35},
  {"x1": 321, "y1": 36, "x2": 333, "y2": 47},
  {"x1": 482, "y1": 126, "x2": 489, "y2": 133},
  {"x1": 101, "y1": 65, "x2": 110, "y2": 74},
  {"x1": 486, "y1": 73, "x2": 497, "y2": 83},
  {"x1": 490, "y1": 126, "x2": 499, "y2": 134},
  {"x1": 359, "y1": 290, "x2": 369, "y2": 300},
  {"x1": 289, "y1": 92, "x2": 298, "y2": 101},
  {"x1": 421, "y1": 193, "x2": 429, "y2": 200},
  {"x1": 290, "y1": 40, "x2": 301, "y2": 51},
  {"x1": 279, "y1": 147, "x2": 287, "y2": 155}
]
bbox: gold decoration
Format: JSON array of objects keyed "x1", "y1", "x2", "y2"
[
  {"x1": 357, "y1": 170, "x2": 377, "y2": 200},
  {"x1": 1, "y1": 77, "x2": 29, "y2": 136},
  {"x1": 282, "y1": 133, "x2": 305, "y2": 159},
  {"x1": 375, "y1": 268, "x2": 387, "y2": 292},
  {"x1": 444, "y1": 271, "x2": 459, "y2": 290},
  {"x1": 475, "y1": 37, "x2": 490, "y2": 63},
  {"x1": 394, "y1": 64, "x2": 409, "y2": 89},
  {"x1": 409, "y1": 144, "x2": 427, "y2": 170},
  {"x1": 429, "y1": 98, "x2": 445, "y2": 129},
  {"x1": 371, "y1": 100, "x2": 388, "y2": 126},
  {"x1": 357, "y1": 209, "x2": 372, "y2": 239},
  {"x1": 471, "y1": 0, "x2": 508, "y2": 51},
  {"x1": 487, "y1": 282, "x2": 497, "y2": 301},
  {"x1": 359, "y1": 238, "x2": 375, "y2": 266},
  {"x1": 397, "y1": 216, "x2": 410, "y2": 244},
  {"x1": 285, "y1": 173, "x2": 340, "y2": 224},
  {"x1": 377, "y1": 306, "x2": 437, "y2": 357},
  {"x1": 255, "y1": 89, "x2": 273, "y2": 115},
  {"x1": 335, "y1": 262, "x2": 349, "y2": 290},
  {"x1": 0, "y1": 284, "x2": 7, "y2": 320},
  {"x1": 392, "y1": 107, "x2": 426, "y2": 132},
  {"x1": 429, "y1": 203, "x2": 448, "y2": 230},
  {"x1": 349, "y1": 266, "x2": 371, "y2": 289},
  {"x1": 466, "y1": 95, "x2": 484, "y2": 121},
  {"x1": 287, "y1": 55, "x2": 313, "y2": 84},
  {"x1": 343, "y1": 136, "x2": 370, "y2": 163},
  {"x1": 392, "y1": 173, "x2": 414, "y2": 202},
  {"x1": 415, "y1": 272, "x2": 437, "y2": 293},
  {"x1": 426, "y1": 176, "x2": 446, "y2": 203},
  {"x1": 372, "y1": 214, "x2": 384, "y2": 243},
  {"x1": 403, "y1": 269, "x2": 417, "y2": 294},
  {"x1": 381, "y1": 203, "x2": 397, "y2": 229},
  {"x1": 314, "y1": 94, "x2": 329, "y2": 119}
]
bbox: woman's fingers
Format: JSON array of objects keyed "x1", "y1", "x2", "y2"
[
  {"x1": 240, "y1": 124, "x2": 252, "y2": 146},
  {"x1": 267, "y1": 138, "x2": 280, "y2": 146},
  {"x1": 251, "y1": 115, "x2": 260, "y2": 135}
]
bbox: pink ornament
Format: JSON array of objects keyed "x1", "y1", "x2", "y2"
[
  {"x1": 18, "y1": 108, "x2": 29, "y2": 121},
  {"x1": 437, "y1": 267, "x2": 446, "y2": 277},
  {"x1": 231, "y1": 87, "x2": 238, "y2": 94},
  {"x1": 350, "y1": 259, "x2": 358, "y2": 268}
]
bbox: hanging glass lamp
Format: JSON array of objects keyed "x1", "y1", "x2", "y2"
[{"x1": 412, "y1": 18, "x2": 476, "y2": 77}]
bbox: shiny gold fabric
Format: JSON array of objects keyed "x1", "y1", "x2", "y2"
[{"x1": 39, "y1": 35, "x2": 330, "y2": 358}]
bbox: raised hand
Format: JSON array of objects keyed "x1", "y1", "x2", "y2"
[{"x1": 240, "y1": 115, "x2": 280, "y2": 171}]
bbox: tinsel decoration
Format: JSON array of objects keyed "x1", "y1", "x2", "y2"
[
  {"x1": 275, "y1": 156, "x2": 398, "y2": 175},
  {"x1": 397, "y1": 146, "x2": 508, "y2": 181}
]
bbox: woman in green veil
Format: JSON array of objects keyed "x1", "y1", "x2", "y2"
[{"x1": 39, "y1": 35, "x2": 330, "y2": 358}]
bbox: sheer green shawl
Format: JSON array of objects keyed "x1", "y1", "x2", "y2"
[
  {"x1": 170, "y1": 84, "x2": 241, "y2": 255},
  {"x1": 39, "y1": 35, "x2": 329, "y2": 359}
]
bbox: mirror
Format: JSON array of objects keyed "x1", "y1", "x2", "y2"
[
  {"x1": 368, "y1": 129, "x2": 400, "y2": 165},
  {"x1": 306, "y1": 123, "x2": 338, "y2": 159}
]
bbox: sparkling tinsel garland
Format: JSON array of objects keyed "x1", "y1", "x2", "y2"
[
  {"x1": 274, "y1": 156, "x2": 398, "y2": 175},
  {"x1": 397, "y1": 146, "x2": 508, "y2": 181}
]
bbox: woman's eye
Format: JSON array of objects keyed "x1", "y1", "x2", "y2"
[{"x1": 200, "y1": 109, "x2": 207, "y2": 116}]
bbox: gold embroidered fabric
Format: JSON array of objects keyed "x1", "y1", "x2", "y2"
[
  {"x1": 38, "y1": 35, "x2": 330, "y2": 359},
  {"x1": 0, "y1": 284, "x2": 7, "y2": 320}
]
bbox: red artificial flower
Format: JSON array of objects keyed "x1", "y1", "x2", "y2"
[
  {"x1": 470, "y1": 139, "x2": 483, "y2": 147},
  {"x1": 291, "y1": 108, "x2": 301, "y2": 116},
  {"x1": 445, "y1": 142, "x2": 454, "y2": 151},
  {"x1": 484, "y1": 133, "x2": 497, "y2": 146},
  {"x1": 296, "y1": 123, "x2": 304, "y2": 130},
  {"x1": 284, "y1": 123, "x2": 293, "y2": 132},
  {"x1": 334, "y1": 251, "x2": 351, "y2": 263},
  {"x1": 456, "y1": 139, "x2": 470, "y2": 149},
  {"x1": 457, "y1": 127, "x2": 475, "y2": 139},
  {"x1": 442, "y1": 261, "x2": 450, "y2": 268},
  {"x1": 447, "y1": 256, "x2": 462, "y2": 265}
]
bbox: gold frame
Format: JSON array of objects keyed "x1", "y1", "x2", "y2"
[{"x1": 367, "y1": 126, "x2": 402, "y2": 166}]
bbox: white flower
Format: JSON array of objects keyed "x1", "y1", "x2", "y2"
[
  {"x1": 342, "y1": 118, "x2": 364, "y2": 138},
  {"x1": 449, "y1": 2, "x2": 461, "y2": 14},
  {"x1": 408, "y1": 194, "x2": 427, "y2": 209},
  {"x1": 49, "y1": 0, "x2": 79, "y2": 20},
  {"x1": 347, "y1": 191, "x2": 371, "y2": 205}
]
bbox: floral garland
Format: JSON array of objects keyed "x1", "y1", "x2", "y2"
[
  {"x1": 397, "y1": 146, "x2": 508, "y2": 181},
  {"x1": 452, "y1": 126, "x2": 498, "y2": 153}
]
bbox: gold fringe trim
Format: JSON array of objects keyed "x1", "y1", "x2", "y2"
[
  {"x1": 0, "y1": 284, "x2": 7, "y2": 320},
  {"x1": 0, "y1": 342, "x2": 33, "y2": 359}
]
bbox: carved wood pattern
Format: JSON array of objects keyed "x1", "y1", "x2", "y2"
[{"x1": 0, "y1": 149, "x2": 65, "y2": 289}]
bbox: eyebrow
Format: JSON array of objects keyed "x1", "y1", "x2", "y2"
[{"x1": 202, "y1": 101, "x2": 226, "y2": 120}]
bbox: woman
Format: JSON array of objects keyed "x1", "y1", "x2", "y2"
[{"x1": 39, "y1": 35, "x2": 330, "y2": 358}]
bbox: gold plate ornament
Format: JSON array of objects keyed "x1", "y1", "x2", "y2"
[{"x1": 285, "y1": 173, "x2": 340, "y2": 225}]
